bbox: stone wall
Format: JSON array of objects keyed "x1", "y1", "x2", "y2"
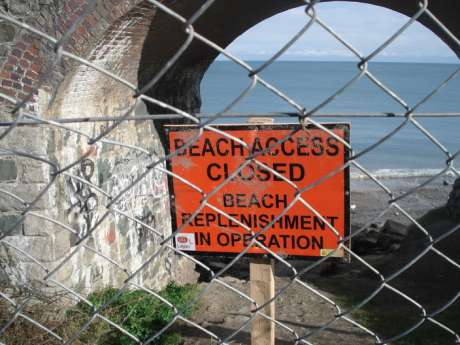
[{"x1": 0, "y1": 0, "x2": 198, "y2": 293}]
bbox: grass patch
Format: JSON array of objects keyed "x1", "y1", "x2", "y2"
[
  {"x1": 68, "y1": 282, "x2": 198, "y2": 345},
  {"x1": 0, "y1": 282, "x2": 198, "y2": 345}
]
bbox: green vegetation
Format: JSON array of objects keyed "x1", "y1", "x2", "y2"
[
  {"x1": 68, "y1": 282, "x2": 198, "y2": 345},
  {"x1": 0, "y1": 282, "x2": 198, "y2": 345}
]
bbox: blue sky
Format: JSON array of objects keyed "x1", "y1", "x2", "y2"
[{"x1": 218, "y1": 2, "x2": 458, "y2": 63}]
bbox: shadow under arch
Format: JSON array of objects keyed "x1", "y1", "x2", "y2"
[{"x1": 137, "y1": 0, "x2": 459, "y2": 142}]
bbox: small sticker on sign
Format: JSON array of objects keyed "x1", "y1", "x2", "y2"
[{"x1": 175, "y1": 233, "x2": 196, "y2": 251}]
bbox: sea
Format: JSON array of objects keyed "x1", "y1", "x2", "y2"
[{"x1": 200, "y1": 61, "x2": 460, "y2": 182}]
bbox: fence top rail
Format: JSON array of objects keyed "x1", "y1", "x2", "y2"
[{"x1": 1, "y1": 112, "x2": 460, "y2": 127}]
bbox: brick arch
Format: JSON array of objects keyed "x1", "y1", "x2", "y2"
[
  {"x1": 52, "y1": 1, "x2": 156, "y2": 118},
  {"x1": 0, "y1": 0, "x2": 143, "y2": 114}
]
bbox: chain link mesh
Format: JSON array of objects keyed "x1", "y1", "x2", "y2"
[{"x1": 0, "y1": 0, "x2": 459, "y2": 344}]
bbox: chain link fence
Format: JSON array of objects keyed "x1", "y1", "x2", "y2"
[{"x1": 0, "y1": 0, "x2": 459, "y2": 344}]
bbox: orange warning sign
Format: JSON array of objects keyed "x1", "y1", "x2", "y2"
[{"x1": 165, "y1": 123, "x2": 350, "y2": 258}]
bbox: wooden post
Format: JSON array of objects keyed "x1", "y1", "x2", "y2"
[
  {"x1": 250, "y1": 258, "x2": 275, "y2": 345},
  {"x1": 248, "y1": 117, "x2": 275, "y2": 344}
]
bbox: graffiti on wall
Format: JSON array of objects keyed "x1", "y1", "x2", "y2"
[
  {"x1": 67, "y1": 158, "x2": 99, "y2": 242},
  {"x1": 64, "y1": 146, "x2": 172, "y2": 258},
  {"x1": 135, "y1": 210, "x2": 157, "y2": 252}
]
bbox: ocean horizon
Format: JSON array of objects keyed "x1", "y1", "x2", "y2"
[{"x1": 201, "y1": 60, "x2": 460, "y2": 178}]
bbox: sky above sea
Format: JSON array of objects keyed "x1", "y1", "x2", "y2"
[{"x1": 217, "y1": 2, "x2": 458, "y2": 64}]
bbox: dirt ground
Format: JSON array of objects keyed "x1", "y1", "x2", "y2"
[
  {"x1": 180, "y1": 274, "x2": 375, "y2": 345},
  {"x1": 178, "y1": 180, "x2": 460, "y2": 345},
  {"x1": 179, "y1": 255, "x2": 459, "y2": 345}
]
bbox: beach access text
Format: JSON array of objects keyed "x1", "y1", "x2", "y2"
[{"x1": 165, "y1": 123, "x2": 350, "y2": 258}]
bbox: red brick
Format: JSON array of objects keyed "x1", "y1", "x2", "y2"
[
  {"x1": 7, "y1": 56, "x2": 18, "y2": 65},
  {"x1": 23, "y1": 52, "x2": 36, "y2": 61},
  {"x1": 0, "y1": 71, "x2": 11, "y2": 79},
  {"x1": 0, "y1": 87, "x2": 16, "y2": 97},
  {"x1": 2, "y1": 80, "x2": 12, "y2": 87},
  {"x1": 19, "y1": 59, "x2": 29, "y2": 69},
  {"x1": 26, "y1": 70, "x2": 39, "y2": 80},
  {"x1": 11, "y1": 49, "x2": 23, "y2": 58},
  {"x1": 27, "y1": 46, "x2": 39, "y2": 56},
  {"x1": 23, "y1": 85, "x2": 34, "y2": 94},
  {"x1": 31, "y1": 63, "x2": 41, "y2": 73},
  {"x1": 34, "y1": 56, "x2": 43, "y2": 65},
  {"x1": 76, "y1": 26, "x2": 87, "y2": 36}
]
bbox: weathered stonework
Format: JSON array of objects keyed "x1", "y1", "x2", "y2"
[
  {"x1": 0, "y1": 0, "x2": 458, "y2": 295},
  {"x1": 0, "y1": 159, "x2": 17, "y2": 181},
  {"x1": 0, "y1": 0, "x2": 199, "y2": 293}
]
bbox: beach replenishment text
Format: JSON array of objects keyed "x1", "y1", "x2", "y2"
[{"x1": 167, "y1": 125, "x2": 349, "y2": 258}]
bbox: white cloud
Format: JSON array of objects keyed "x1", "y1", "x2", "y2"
[
  {"x1": 284, "y1": 49, "x2": 351, "y2": 57},
  {"x1": 218, "y1": 2, "x2": 457, "y2": 63}
]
